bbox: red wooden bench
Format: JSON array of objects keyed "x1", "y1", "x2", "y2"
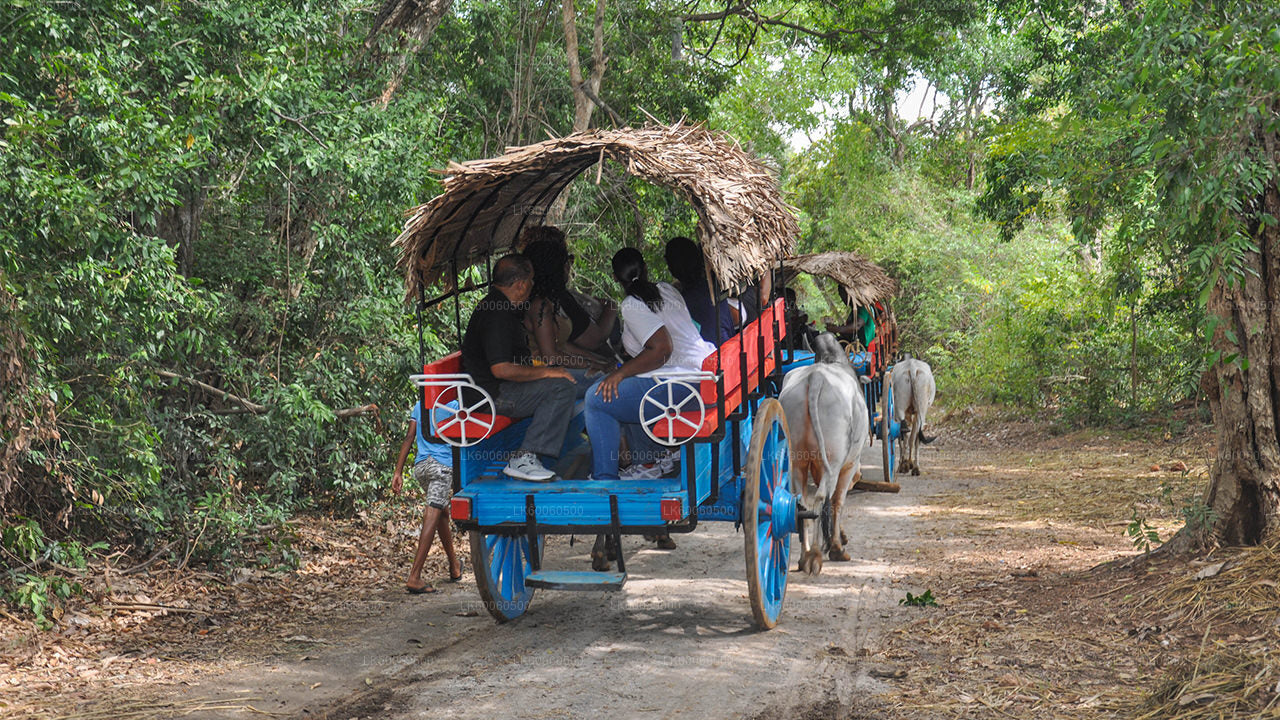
[{"x1": 416, "y1": 353, "x2": 517, "y2": 443}]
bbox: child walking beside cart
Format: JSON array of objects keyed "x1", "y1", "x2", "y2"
[{"x1": 392, "y1": 401, "x2": 464, "y2": 593}]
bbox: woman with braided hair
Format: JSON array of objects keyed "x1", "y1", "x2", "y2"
[{"x1": 584, "y1": 248, "x2": 714, "y2": 482}]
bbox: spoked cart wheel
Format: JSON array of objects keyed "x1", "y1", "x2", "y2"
[
  {"x1": 470, "y1": 532, "x2": 543, "y2": 622},
  {"x1": 880, "y1": 368, "x2": 895, "y2": 484},
  {"x1": 742, "y1": 398, "x2": 796, "y2": 630}
]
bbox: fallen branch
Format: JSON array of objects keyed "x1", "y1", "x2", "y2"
[
  {"x1": 853, "y1": 479, "x2": 900, "y2": 493},
  {"x1": 104, "y1": 602, "x2": 210, "y2": 615},
  {"x1": 156, "y1": 370, "x2": 378, "y2": 419},
  {"x1": 335, "y1": 403, "x2": 378, "y2": 418},
  {"x1": 118, "y1": 539, "x2": 180, "y2": 576},
  {"x1": 156, "y1": 370, "x2": 266, "y2": 413}
]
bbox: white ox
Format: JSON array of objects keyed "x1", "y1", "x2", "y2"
[
  {"x1": 779, "y1": 333, "x2": 870, "y2": 575},
  {"x1": 892, "y1": 356, "x2": 936, "y2": 476}
]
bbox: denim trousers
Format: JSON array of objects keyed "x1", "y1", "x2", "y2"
[{"x1": 585, "y1": 376, "x2": 690, "y2": 480}]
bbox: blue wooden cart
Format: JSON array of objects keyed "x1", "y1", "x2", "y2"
[{"x1": 394, "y1": 125, "x2": 842, "y2": 628}]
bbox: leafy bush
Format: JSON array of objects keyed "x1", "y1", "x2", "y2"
[{"x1": 786, "y1": 119, "x2": 1202, "y2": 425}]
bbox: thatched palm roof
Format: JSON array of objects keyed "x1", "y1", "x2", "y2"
[
  {"x1": 394, "y1": 123, "x2": 799, "y2": 300},
  {"x1": 783, "y1": 251, "x2": 897, "y2": 307}
]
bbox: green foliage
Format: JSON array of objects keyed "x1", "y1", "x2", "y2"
[
  {"x1": 1, "y1": 519, "x2": 101, "y2": 628},
  {"x1": 980, "y1": 0, "x2": 1280, "y2": 297},
  {"x1": 788, "y1": 120, "x2": 1202, "y2": 422},
  {"x1": 0, "y1": 0, "x2": 452, "y2": 575},
  {"x1": 900, "y1": 589, "x2": 938, "y2": 607},
  {"x1": 1126, "y1": 509, "x2": 1163, "y2": 554}
]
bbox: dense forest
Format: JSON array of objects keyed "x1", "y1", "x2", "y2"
[{"x1": 2, "y1": 0, "x2": 1278, "y2": 627}]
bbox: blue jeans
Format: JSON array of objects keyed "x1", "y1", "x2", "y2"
[
  {"x1": 566, "y1": 367, "x2": 597, "y2": 400},
  {"x1": 585, "y1": 376, "x2": 689, "y2": 480}
]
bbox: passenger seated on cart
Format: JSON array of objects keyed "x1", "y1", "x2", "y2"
[
  {"x1": 520, "y1": 225, "x2": 620, "y2": 360},
  {"x1": 461, "y1": 254, "x2": 578, "y2": 482},
  {"x1": 663, "y1": 236, "x2": 735, "y2": 345},
  {"x1": 585, "y1": 248, "x2": 715, "y2": 481},
  {"x1": 784, "y1": 287, "x2": 819, "y2": 351},
  {"x1": 524, "y1": 234, "x2": 615, "y2": 375},
  {"x1": 825, "y1": 285, "x2": 875, "y2": 349}
]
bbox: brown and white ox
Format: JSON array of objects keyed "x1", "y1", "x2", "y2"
[
  {"x1": 892, "y1": 356, "x2": 936, "y2": 476},
  {"x1": 780, "y1": 333, "x2": 870, "y2": 575}
]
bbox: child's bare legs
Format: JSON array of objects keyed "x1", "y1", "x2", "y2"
[{"x1": 406, "y1": 507, "x2": 460, "y2": 591}]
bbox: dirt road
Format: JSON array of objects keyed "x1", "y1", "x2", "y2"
[{"x1": 176, "y1": 445, "x2": 938, "y2": 720}]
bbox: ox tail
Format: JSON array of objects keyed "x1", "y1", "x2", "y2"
[
  {"x1": 919, "y1": 429, "x2": 936, "y2": 444},
  {"x1": 820, "y1": 498, "x2": 833, "y2": 553},
  {"x1": 807, "y1": 371, "x2": 839, "y2": 502}
]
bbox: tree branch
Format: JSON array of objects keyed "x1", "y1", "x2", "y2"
[
  {"x1": 157, "y1": 370, "x2": 267, "y2": 413},
  {"x1": 156, "y1": 371, "x2": 378, "y2": 420},
  {"x1": 577, "y1": 82, "x2": 623, "y2": 126},
  {"x1": 270, "y1": 109, "x2": 329, "y2": 149},
  {"x1": 683, "y1": 2, "x2": 886, "y2": 52}
]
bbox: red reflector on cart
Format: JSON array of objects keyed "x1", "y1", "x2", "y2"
[
  {"x1": 451, "y1": 497, "x2": 472, "y2": 521},
  {"x1": 660, "y1": 498, "x2": 683, "y2": 521}
]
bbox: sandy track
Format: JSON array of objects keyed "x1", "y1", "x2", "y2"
[{"x1": 177, "y1": 444, "x2": 941, "y2": 720}]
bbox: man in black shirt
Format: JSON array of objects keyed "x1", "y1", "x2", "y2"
[{"x1": 461, "y1": 254, "x2": 577, "y2": 481}]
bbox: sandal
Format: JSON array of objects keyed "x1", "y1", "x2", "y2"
[
  {"x1": 406, "y1": 583, "x2": 438, "y2": 594},
  {"x1": 449, "y1": 560, "x2": 464, "y2": 582}
]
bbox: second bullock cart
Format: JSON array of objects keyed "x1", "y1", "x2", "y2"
[{"x1": 781, "y1": 251, "x2": 901, "y2": 486}]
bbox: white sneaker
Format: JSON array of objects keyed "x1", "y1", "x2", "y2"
[
  {"x1": 503, "y1": 452, "x2": 556, "y2": 482},
  {"x1": 620, "y1": 462, "x2": 662, "y2": 480},
  {"x1": 656, "y1": 450, "x2": 679, "y2": 477}
]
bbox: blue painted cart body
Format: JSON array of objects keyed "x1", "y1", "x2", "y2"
[{"x1": 415, "y1": 296, "x2": 803, "y2": 629}]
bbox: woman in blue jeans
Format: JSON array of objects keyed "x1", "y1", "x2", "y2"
[{"x1": 586, "y1": 248, "x2": 716, "y2": 480}]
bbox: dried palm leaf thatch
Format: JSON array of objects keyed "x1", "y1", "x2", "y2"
[
  {"x1": 782, "y1": 251, "x2": 897, "y2": 307},
  {"x1": 393, "y1": 122, "x2": 799, "y2": 300}
]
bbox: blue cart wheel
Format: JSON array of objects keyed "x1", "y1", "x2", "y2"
[
  {"x1": 470, "y1": 532, "x2": 542, "y2": 623},
  {"x1": 881, "y1": 369, "x2": 895, "y2": 483},
  {"x1": 743, "y1": 398, "x2": 794, "y2": 630}
]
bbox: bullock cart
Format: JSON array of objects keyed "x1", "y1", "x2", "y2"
[
  {"x1": 394, "y1": 124, "x2": 810, "y2": 629},
  {"x1": 780, "y1": 251, "x2": 901, "y2": 485}
]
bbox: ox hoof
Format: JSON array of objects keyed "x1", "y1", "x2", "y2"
[
  {"x1": 590, "y1": 552, "x2": 612, "y2": 572},
  {"x1": 911, "y1": 467, "x2": 921, "y2": 476},
  {"x1": 828, "y1": 548, "x2": 851, "y2": 562},
  {"x1": 799, "y1": 550, "x2": 824, "y2": 576}
]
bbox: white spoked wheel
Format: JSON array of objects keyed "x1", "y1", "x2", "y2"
[
  {"x1": 431, "y1": 382, "x2": 497, "y2": 447},
  {"x1": 640, "y1": 380, "x2": 705, "y2": 446}
]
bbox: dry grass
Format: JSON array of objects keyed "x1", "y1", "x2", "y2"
[
  {"x1": 0, "y1": 497, "x2": 455, "y2": 719},
  {"x1": 872, "y1": 407, "x2": 1279, "y2": 719}
]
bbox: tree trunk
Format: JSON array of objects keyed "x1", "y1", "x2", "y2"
[
  {"x1": 562, "y1": 0, "x2": 607, "y2": 133},
  {"x1": 0, "y1": 281, "x2": 58, "y2": 513},
  {"x1": 1187, "y1": 181, "x2": 1280, "y2": 550},
  {"x1": 155, "y1": 182, "x2": 206, "y2": 277},
  {"x1": 551, "y1": 0, "x2": 607, "y2": 223},
  {"x1": 367, "y1": 0, "x2": 454, "y2": 108},
  {"x1": 1130, "y1": 301, "x2": 1138, "y2": 410}
]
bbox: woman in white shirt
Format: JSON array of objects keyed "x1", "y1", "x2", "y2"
[{"x1": 585, "y1": 248, "x2": 716, "y2": 480}]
